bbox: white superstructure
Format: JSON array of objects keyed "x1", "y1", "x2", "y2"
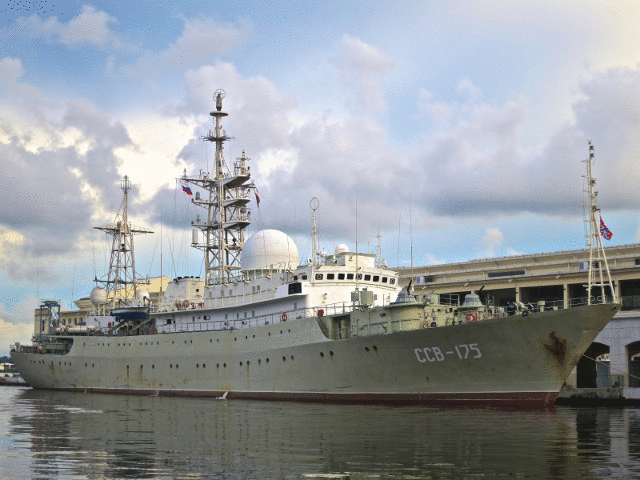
[{"x1": 142, "y1": 90, "x2": 399, "y2": 334}]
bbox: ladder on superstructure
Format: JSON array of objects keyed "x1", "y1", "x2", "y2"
[
  {"x1": 94, "y1": 175, "x2": 153, "y2": 302},
  {"x1": 182, "y1": 90, "x2": 254, "y2": 285},
  {"x1": 583, "y1": 142, "x2": 616, "y2": 305}
]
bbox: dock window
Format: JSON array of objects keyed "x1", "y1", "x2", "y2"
[
  {"x1": 338, "y1": 273, "x2": 345, "y2": 280},
  {"x1": 382, "y1": 277, "x2": 388, "y2": 283},
  {"x1": 327, "y1": 273, "x2": 335, "y2": 280},
  {"x1": 372, "y1": 275, "x2": 380, "y2": 282},
  {"x1": 347, "y1": 273, "x2": 354, "y2": 280},
  {"x1": 364, "y1": 274, "x2": 371, "y2": 281}
]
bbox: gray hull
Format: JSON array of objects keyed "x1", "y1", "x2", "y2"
[{"x1": 12, "y1": 303, "x2": 619, "y2": 408}]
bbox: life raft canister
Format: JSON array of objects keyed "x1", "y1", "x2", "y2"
[{"x1": 465, "y1": 312, "x2": 478, "y2": 323}]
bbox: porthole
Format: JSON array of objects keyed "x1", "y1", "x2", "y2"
[
  {"x1": 282, "y1": 356, "x2": 286, "y2": 361},
  {"x1": 320, "y1": 352, "x2": 324, "y2": 357},
  {"x1": 330, "y1": 351, "x2": 334, "y2": 356},
  {"x1": 258, "y1": 359, "x2": 262, "y2": 364},
  {"x1": 203, "y1": 364, "x2": 206, "y2": 369},
  {"x1": 247, "y1": 361, "x2": 250, "y2": 366},
  {"x1": 373, "y1": 345, "x2": 378, "y2": 351},
  {"x1": 266, "y1": 358, "x2": 270, "y2": 363},
  {"x1": 290, "y1": 355, "x2": 294, "y2": 361},
  {"x1": 365, "y1": 347, "x2": 370, "y2": 352},
  {"x1": 223, "y1": 363, "x2": 227, "y2": 368},
  {"x1": 240, "y1": 361, "x2": 243, "y2": 366}
]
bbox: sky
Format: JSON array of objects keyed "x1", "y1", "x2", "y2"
[{"x1": 2, "y1": 0, "x2": 640, "y2": 353}]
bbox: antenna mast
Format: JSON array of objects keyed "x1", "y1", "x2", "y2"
[
  {"x1": 583, "y1": 142, "x2": 616, "y2": 304},
  {"x1": 310, "y1": 197, "x2": 319, "y2": 265},
  {"x1": 94, "y1": 175, "x2": 153, "y2": 302},
  {"x1": 182, "y1": 90, "x2": 253, "y2": 285}
]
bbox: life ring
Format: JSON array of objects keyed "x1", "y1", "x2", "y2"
[
  {"x1": 465, "y1": 313, "x2": 478, "y2": 323},
  {"x1": 281, "y1": 313, "x2": 288, "y2": 322},
  {"x1": 151, "y1": 327, "x2": 157, "y2": 334},
  {"x1": 183, "y1": 300, "x2": 190, "y2": 309}
]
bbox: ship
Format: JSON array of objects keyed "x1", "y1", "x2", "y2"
[{"x1": 11, "y1": 92, "x2": 620, "y2": 408}]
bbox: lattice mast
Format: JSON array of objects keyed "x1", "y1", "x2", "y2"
[
  {"x1": 583, "y1": 142, "x2": 616, "y2": 304},
  {"x1": 182, "y1": 90, "x2": 252, "y2": 285},
  {"x1": 94, "y1": 175, "x2": 153, "y2": 301}
]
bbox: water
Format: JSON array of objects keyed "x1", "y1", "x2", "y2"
[{"x1": 2, "y1": 388, "x2": 640, "y2": 479}]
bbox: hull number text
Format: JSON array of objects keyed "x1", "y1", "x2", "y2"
[{"x1": 414, "y1": 344, "x2": 482, "y2": 363}]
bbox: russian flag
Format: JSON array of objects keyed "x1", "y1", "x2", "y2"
[
  {"x1": 182, "y1": 185, "x2": 193, "y2": 196},
  {"x1": 600, "y1": 218, "x2": 613, "y2": 240}
]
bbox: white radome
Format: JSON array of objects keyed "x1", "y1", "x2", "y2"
[
  {"x1": 90, "y1": 287, "x2": 107, "y2": 305},
  {"x1": 241, "y1": 229, "x2": 299, "y2": 271},
  {"x1": 335, "y1": 244, "x2": 349, "y2": 254},
  {"x1": 136, "y1": 290, "x2": 150, "y2": 303}
]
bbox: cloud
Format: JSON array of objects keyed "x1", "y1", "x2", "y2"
[
  {"x1": 330, "y1": 34, "x2": 395, "y2": 114},
  {"x1": 2, "y1": 6, "x2": 133, "y2": 53},
  {"x1": 122, "y1": 17, "x2": 250, "y2": 77},
  {"x1": 0, "y1": 57, "x2": 42, "y2": 102},
  {"x1": 482, "y1": 228, "x2": 504, "y2": 257},
  {"x1": 0, "y1": 58, "x2": 135, "y2": 282},
  {"x1": 0, "y1": 295, "x2": 39, "y2": 355}
]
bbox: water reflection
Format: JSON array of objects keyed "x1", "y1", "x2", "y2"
[{"x1": 3, "y1": 388, "x2": 640, "y2": 479}]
